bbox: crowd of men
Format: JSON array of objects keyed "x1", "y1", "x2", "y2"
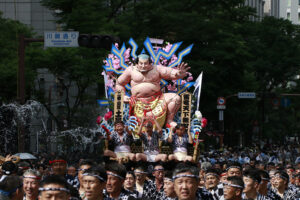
[
  {"x1": 0, "y1": 152, "x2": 300, "y2": 200},
  {"x1": 0, "y1": 120, "x2": 300, "y2": 200}
]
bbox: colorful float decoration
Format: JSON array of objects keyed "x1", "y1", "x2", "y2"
[{"x1": 97, "y1": 37, "x2": 206, "y2": 161}]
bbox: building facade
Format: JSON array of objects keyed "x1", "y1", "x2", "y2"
[{"x1": 0, "y1": 0, "x2": 57, "y2": 36}]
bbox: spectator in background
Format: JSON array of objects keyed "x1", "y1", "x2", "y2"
[
  {"x1": 67, "y1": 165, "x2": 77, "y2": 178},
  {"x1": 23, "y1": 169, "x2": 41, "y2": 200},
  {"x1": 49, "y1": 155, "x2": 78, "y2": 188},
  {"x1": 38, "y1": 175, "x2": 71, "y2": 200},
  {"x1": 76, "y1": 159, "x2": 94, "y2": 199},
  {"x1": 82, "y1": 166, "x2": 108, "y2": 200},
  {"x1": 223, "y1": 176, "x2": 244, "y2": 200},
  {"x1": 163, "y1": 171, "x2": 176, "y2": 200}
]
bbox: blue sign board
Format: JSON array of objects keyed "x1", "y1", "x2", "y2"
[
  {"x1": 281, "y1": 97, "x2": 291, "y2": 107},
  {"x1": 44, "y1": 31, "x2": 79, "y2": 47},
  {"x1": 238, "y1": 92, "x2": 256, "y2": 99}
]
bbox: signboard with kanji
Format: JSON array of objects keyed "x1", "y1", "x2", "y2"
[
  {"x1": 114, "y1": 91, "x2": 124, "y2": 122},
  {"x1": 44, "y1": 31, "x2": 79, "y2": 47},
  {"x1": 181, "y1": 91, "x2": 192, "y2": 128}
]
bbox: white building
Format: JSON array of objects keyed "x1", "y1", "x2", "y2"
[{"x1": 264, "y1": 0, "x2": 300, "y2": 24}]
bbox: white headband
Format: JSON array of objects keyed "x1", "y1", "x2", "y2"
[
  {"x1": 134, "y1": 170, "x2": 147, "y2": 174},
  {"x1": 82, "y1": 173, "x2": 105, "y2": 182},
  {"x1": 39, "y1": 187, "x2": 70, "y2": 193},
  {"x1": 23, "y1": 175, "x2": 41, "y2": 180},
  {"x1": 164, "y1": 177, "x2": 173, "y2": 182},
  {"x1": 107, "y1": 172, "x2": 124, "y2": 180},
  {"x1": 224, "y1": 182, "x2": 243, "y2": 189},
  {"x1": 172, "y1": 174, "x2": 199, "y2": 180}
]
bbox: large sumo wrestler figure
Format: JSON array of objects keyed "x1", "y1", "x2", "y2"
[{"x1": 115, "y1": 54, "x2": 190, "y2": 128}]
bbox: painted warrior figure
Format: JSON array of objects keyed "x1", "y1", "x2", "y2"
[{"x1": 115, "y1": 54, "x2": 190, "y2": 128}]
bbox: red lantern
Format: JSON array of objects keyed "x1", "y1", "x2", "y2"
[
  {"x1": 201, "y1": 117, "x2": 208, "y2": 128},
  {"x1": 104, "y1": 111, "x2": 113, "y2": 121},
  {"x1": 96, "y1": 116, "x2": 102, "y2": 124}
]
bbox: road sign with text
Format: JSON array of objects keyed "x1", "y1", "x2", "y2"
[
  {"x1": 238, "y1": 92, "x2": 256, "y2": 99},
  {"x1": 44, "y1": 31, "x2": 79, "y2": 47}
]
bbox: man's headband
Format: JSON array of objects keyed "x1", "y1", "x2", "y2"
[
  {"x1": 153, "y1": 168, "x2": 164, "y2": 172},
  {"x1": 134, "y1": 170, "x2": 147, "y2": 174},
  {"x1": 205, "y1": 173, "x2": 219, "y2": 179},
  {"x1": 23, "y1": 175, "x2": 41, "y2": 180},
  {"x1": 164, "y1": 177, "x2": 173, "y2": 182},
  {"x1": 82, "y1": 173, "x2": 105, "y2": 182},
  {"x1": 49, "y1": 160, "x2": 67, "y2": 165},
  {"x1": 39, "y1": 187, "x2": 70, "y2": 193},
  {"x1": 274, "y1": 174, "x2": 288, "y2": 181},
  {"x1": 261, "y1": 177, "x2": 270, "y2": 181},
  {"x1": 172, "y1": 174, "x2": 199, "y2": 180},
  {"x1": 107, "y1": 172, "x2": 124, "y2": 180},
  {"x1": 226, "y1": 166, "x2": 242, "y2": 171},
  {"x1": 224, "y1": 182, "x2": 243, "y2": 189}
]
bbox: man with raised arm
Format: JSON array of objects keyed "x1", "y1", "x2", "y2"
[
  {"x1": 104, "y1": 121, "x2": 135, "y2": 163},
  {"x1": 135, "y1": 116, "x2": 168, "y2": 162}
]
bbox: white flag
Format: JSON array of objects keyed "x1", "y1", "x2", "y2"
[
  {"x1": 103, "y1": 71, "x2": 108, "y2": 98},
  {"x1": 193, "y1": 72, "x2": 203, "y2": 111}
]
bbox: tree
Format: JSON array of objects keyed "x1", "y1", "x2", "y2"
[{"x1": 0, "y1": 12, "x2": 34, "y2": 102}]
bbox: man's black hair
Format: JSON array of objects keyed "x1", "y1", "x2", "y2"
[
  {"x1": 79, "y1": 159, "x2": 95, "y2": 167},
  {"x1": 36, "y1": 164, "x2": 47, "y2": 170},
  {"x1": 258, "y1": 170, "x2": 270, "y2": 180},
  {"x1": 40, "y1": 175, "x2": 70, "y2": 189},
  {"x1": 106, "y1": 161, "x2": 127, "y2": 179},
  {"x1": 0, "y1": 175, "x2": 22, "y2": 196},
  {"x1": 267, "y1": 162, "x2": 275, "y2": 166},
  {"x1": 84, "y1": 165, "x2": 107, "y2": 182},
  {"x1": 173, "y1": 162, "x2": 199, "y2": 179},
  {"x1": 126, "y1": 171, "x2": 136, "y2": 180},
  {"x1": 114, "y1": 121, "x2": 124, "y2": 126},
  {"x1": 205, "y1": 168, "x2": 220, "y2": 177},
  {"x1": 164, "y1": 170, "x2": 173, "y2": 179},
  {"x1": 226, "y1": 161, "x2": 242, "y2": 171},
  {"x1": 52, "y1": 154, "x2": 67, "y2": 162},
  {"x1": 227, "y1": 176, "x2": 244, "y2": 190},
  {"x1": 274, "y1": 171, "x2": 289, "y2": 183},
  {"x1": 243, "y1": 169, "x2": 261, "y2": 184},
  {"x1": 175, "y1": 124, "x2": 187, "y2": 130}
]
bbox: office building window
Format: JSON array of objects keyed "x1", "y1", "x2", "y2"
[
  {"x1": 287, "y1": 12, "x2": 291, "y2": 20},
  {"x1": 288, "y1": 0, "x2": 291, "y2": 7},
  {"x1": 299, "y1": 0, "x2": 300, "y2": 5},
  {"x1": 298, "y1": 12, "x2": 300, "y2": 22}
]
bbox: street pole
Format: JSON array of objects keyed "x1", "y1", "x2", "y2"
[{"x1": 17, "y1": 35, "x2": 43, "y2": 152}]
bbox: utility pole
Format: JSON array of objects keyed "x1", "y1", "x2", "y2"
[{"x1": 17, "y1": 35, "x2": 43, "y2": 152}]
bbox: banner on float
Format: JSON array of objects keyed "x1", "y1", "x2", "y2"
[
  {"x1": 114, "y1": 91, "x2": 124, "y2": 122},
  {"x1": 181, "y1": 91, "x2": 192, "y2": 128}
]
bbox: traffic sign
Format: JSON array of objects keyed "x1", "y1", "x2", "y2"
[
  {"x1": 217, "y1": 105, "x2": 226, "y2": 110},
  {"x1": 44, "y1": 31, "x2": 79, "y2": 47},
  {"x1": 238, "y1": 92, "x2": 256, "y2": 99},
  {"x1": 281, "y1": 97, "x2": 291, "y2": 107},
  {"x1": 271, "y1": 98, "x2": 280, "y2": 107},
  {"x1": 217, "y1": 97, "x2": 226, "y2": 105}
]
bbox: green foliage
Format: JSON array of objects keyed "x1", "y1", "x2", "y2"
[{"x1": 0, "y1": 12, "x2": 34, "y2": 102}]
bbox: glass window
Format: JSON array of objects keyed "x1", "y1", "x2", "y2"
[
  {"x1": 288, "y1": 0, "x2": 291, "y2": 7},
  {"x1": 287, "y1": 12, "x2": 291, "y2": 20}
]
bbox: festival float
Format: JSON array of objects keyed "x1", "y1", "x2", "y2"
[{"x1": 96, "y1": 37, "x2": 206, "y2": 163}]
